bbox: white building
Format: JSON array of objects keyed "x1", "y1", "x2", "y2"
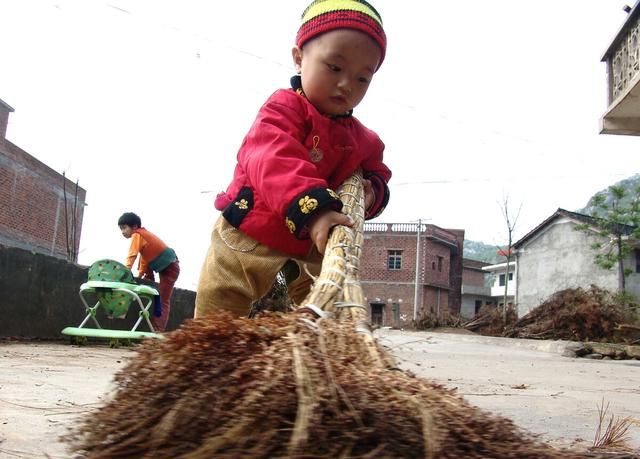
[
  {"x1": 513, "y1": 208, "x2": 639, "y2": 317},
  {"x1": 481, "y1": 261, "x2": 516, "y2": 307}
]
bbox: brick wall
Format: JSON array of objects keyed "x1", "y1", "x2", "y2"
[
  {"x1": 463, "y1": 259, "x2": 490, "y2": 286},
  {"x1": 447, "y1": 229, "x2": 465, "y2": 315},
  {"x1": 360, "y1": 223, "x2": 464, "y2": 327},
  {"x1": 424, "y1": 242, "x2": 451, "y2": 287},
  {"x1": 0, "y1": 139, "x2": 86, "y2": 261}
]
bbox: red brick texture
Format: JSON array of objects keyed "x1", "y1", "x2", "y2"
[{"x1": 0, "y1": 140, "x2": 86, "y2": 261}]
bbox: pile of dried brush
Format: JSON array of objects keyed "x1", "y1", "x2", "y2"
[
  {"x1": 65, "y1": 174, "x2": 636, "y2": 459},
  {"x1": 504, "y1": 285, "x2": 629, "y2": 341},
  {"x1": 414, "y1": 310, "x2": 464, "y2": 330},
  {"x1": 463, "y1": 305, "x2": 518, "y2": 336}
]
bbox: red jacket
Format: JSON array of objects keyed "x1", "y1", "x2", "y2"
[{"x1": 215, "y1": 86, "x2": 391, "y2": 256}]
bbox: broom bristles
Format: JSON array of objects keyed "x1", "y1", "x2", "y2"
[{"x1": 61, "y1": 313, "x2": 567, "y2": 458}]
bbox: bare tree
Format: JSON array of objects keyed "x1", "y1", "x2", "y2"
[
  {"x1": 497, "y1": 195, "x2": 522, "y2": 325},
  {"x1": 62, "y1": 171, "x2": 81, "y2": 262}
]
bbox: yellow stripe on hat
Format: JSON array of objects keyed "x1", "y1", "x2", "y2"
[{"x1": 302, "y1": 0, "x2": 383, "y2": 27}]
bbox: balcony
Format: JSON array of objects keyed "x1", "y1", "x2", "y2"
[
  {"x1": 461, "y1": 284, "x2": 490, "y2": 296},
  {"x1": 601, "y1": 3, "x2": 640, "y2": 135}
]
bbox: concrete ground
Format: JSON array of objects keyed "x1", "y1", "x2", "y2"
[
  {"x1": 376, "y1": 329, "x2": 640, "y2": 451},
  {"x1": 1, "y1": 331, "x2": 639, "y2": 458}
]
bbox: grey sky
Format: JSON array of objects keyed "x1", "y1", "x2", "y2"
[{"x1": 0, "y1": 0, "x2": 637, "y2": 289}]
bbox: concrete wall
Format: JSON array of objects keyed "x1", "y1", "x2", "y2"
[
  {"x1": 516, "y1": 218, "x2": 619, "y2": 316},
  {"x1": 0, "y1": 245, "x2": 195, "y2": 339},
  {"x1": 460, "y1": 293, "x2": 494, "y2": 319},
  {"x1": 461, "y1": 259, "x2": 492, "y2": 318},
  {"x1": 460, "y1": 297, "x2": 475, "y2": 318},
  {"x1": 0, "y1": 108, "x2": 9, "y2": 139}
]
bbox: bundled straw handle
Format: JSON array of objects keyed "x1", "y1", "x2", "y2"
[{"x1": 298, "y1": 170, "x2": 369, "y2": 328}]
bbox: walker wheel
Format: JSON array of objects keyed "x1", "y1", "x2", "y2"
[{"x1": 70, "y1": 335, "x2": 88, "y2": 346}]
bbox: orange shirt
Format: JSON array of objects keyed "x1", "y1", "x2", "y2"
[{"x1": 125, "y1": 228, "x2": 169, "y2": 276}]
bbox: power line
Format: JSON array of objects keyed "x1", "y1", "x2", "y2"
[{"x1": 392, "y1": 173, "x2": 631, "y2": 187}]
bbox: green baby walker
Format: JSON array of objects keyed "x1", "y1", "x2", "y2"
[{"x1": 61, "y1": 259, "x2": 163, "y2": 342}]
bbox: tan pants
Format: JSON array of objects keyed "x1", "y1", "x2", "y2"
[{"x1": 195, "y1": 216, "x2": 323, "y2": 318}]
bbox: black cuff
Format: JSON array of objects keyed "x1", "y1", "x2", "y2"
[
  {"x1": 285, "y1": 187, "x2": 343, "y2": 239},
  {"x1": 364, "y1": 172, "x2": 390, "y2": 219},
  {"x1": 222, "y1": 186, "x2": 254, "y2": 228}
]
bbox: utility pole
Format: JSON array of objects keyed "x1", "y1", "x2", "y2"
[{"x1": 413, "y1": 219, "x2": 422, "y2": 320}]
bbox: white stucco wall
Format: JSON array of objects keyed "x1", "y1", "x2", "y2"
[
  {"x1": 515, "y1": 218, "x2": 620, "y2": 317},
  {"x1": 483, "y1": 262, "x2": 516, "y2": 300},
  {"x1": 490, "y1": 281, "x2": 515, "y2": 298}
]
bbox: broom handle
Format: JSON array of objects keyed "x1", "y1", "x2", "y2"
[
  {"x1": 335, "y1": 173, "x2": 385, "y2": 366},
  {"x1": 300, "y1": 171, "x2": 364, "y2": 316},
  {"x1": 333, "y1": 172, "x2": 368, "y2": 325},
  {"x1": 299, "y1": 172, "x2": 384, "y2": 360}
]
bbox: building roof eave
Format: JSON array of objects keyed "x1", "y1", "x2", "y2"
[
  {"x1": 601, "y1": 0, "x2": 640, "y2": 61},
  {"x1": 481, "y1": 261, "x2": 516, "y2": 272},
  {"x1": 0, "y1": 98, "x2": 15, "y2": 112},
  {"x1": 513, "y1": 208, "x2": 636, "y2": 250}
]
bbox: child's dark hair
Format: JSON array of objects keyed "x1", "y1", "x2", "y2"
[{"x1": 118, "y1": 212, "x2": 141, "y2": 228}]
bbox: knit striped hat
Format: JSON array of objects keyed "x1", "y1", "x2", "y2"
[{"x1": 296, "y1": 0, "x2": 386, "y2": 69}]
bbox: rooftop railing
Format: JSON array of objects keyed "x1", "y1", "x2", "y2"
[
  {"x1": 363, "y1": 222, "x2": 459, "y2": 247},
  {"x1": 606, "y1": 13, "x2": 640, "y2": 103},
  {"x1": 600, "y1": 2, "x2": 640, "y2": 135}
]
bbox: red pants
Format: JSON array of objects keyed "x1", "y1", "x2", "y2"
[{"x1": 151, "y1": 260, "x2": 180, "y2": 332}]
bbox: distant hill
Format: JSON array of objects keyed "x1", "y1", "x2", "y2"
[
  {"x1": 465, "y1": 173, "x2": 639, "y2": 263},
  {"x1": 578, "y1": 173, "x2": 640, "y2": 215},
  {"x1": 463, "y1": 240, "x2": 501, "y2": 264}
]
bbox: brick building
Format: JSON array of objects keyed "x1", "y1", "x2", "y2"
[
  {"x1": 0, "y1": 98, "x2": 86, "y2": 261},
  {"x1": 360, "y1": 222, "x2": 464, "y2": 327}
]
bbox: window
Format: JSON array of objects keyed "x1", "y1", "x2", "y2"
[
  {"x1": 387, "y1": 250, "x2": 402, "y2": 270},
  {"x1": 437, "y1": 256, "x2": 443, "y2": 272},
  {"x1": 498, "y1": 272, "x2": 513, "y2": 286},
  {"x1": 636, "y1": 249, "x2": 640, "y2": 273}
]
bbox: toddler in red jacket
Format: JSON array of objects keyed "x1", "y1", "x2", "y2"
[
  {"x1": 196, "y1": 0, "x2": 391, "y2": 318},
  {"x1": 118, "y1": 212, "x2": 180, "y2": 332}
]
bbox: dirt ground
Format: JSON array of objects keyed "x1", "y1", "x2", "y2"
[{"x1": 1, "y1": 331, "x2": 639, "y2": 458}]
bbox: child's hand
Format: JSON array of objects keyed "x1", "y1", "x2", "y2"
[
  {"x1": 308, "y1": 210, "x2": 353, "y2": 254},
  {"x1": 363, "y1": 179, "x2": 375, "y2": 211}
]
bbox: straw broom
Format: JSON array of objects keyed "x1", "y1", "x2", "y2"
[
  {"x1": 297, "y1": 169, "x2": 390, "y2": 366},
  {"x1": 65, "y1": 172, "x2": 638, "y2": 459}
]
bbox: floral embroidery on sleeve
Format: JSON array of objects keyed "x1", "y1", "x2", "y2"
[
  {"x1": 299, "y1": 196, "x2": 319, "y2": 214},
  {"x1": 285, "y1": 187, "x2": 343, "y2": 239}
]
